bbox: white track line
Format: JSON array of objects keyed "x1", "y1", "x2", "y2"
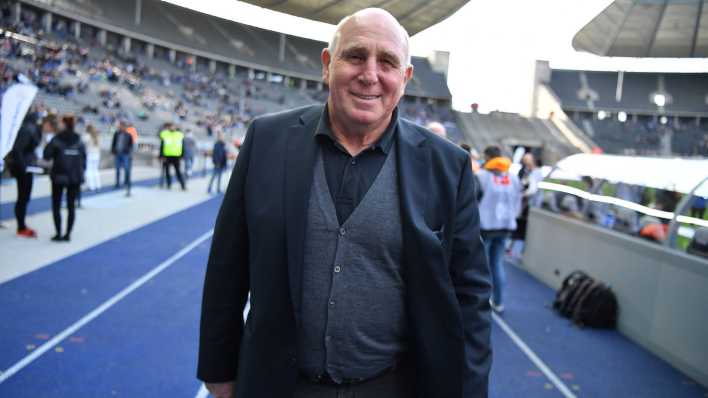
[
  {"x1": 0, "y1": 229, "x2": 214, "y2": 384},
  {"x1": 493, "y1": 312, "x2": 577, "y2": 398}
]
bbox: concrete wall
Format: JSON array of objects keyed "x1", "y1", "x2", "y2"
[{"x1": 522, "y1": 208, "x2": 708, "y2": 387}]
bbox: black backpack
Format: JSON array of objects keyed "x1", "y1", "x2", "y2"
[
  {"x1": 553, "y1": 271, "x2": 590, "y2": 317},
  {"x1": 553, "y1": 271, "x2": 618, "y2": 329}
]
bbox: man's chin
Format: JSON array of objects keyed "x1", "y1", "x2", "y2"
[{"x1": 346, "y1": 109, "x2": 384, "y2": 126}]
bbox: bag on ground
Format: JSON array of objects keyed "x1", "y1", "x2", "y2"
[{"x1": 553, "y1": 270, "x2": 618, "y2": 329}]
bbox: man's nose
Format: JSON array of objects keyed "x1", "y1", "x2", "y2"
[{"x1": 357, "y1": 58, "x2": 379, "y2": 85}]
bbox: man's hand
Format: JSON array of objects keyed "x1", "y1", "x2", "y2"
[{"x1": 206, "y1": 382, "x2": 235, "y2": 398}]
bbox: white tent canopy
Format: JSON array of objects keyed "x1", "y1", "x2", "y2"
[{"x1": 550, "y1": 154, "x2": 708, "y2": 197}]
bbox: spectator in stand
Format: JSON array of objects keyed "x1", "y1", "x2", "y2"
[
  {"x1": 207, "y1": 132, "x2": 227, "y2": 194},
  {"x1": 43, "y1": 115, "x2": 86, "y2": 242},
  {"x1": 7, "y1": 111, "x2": 42, "y2": 238},
  {"x1": 83, "y1": 124, "x2": 101, "y2": 191},
  {"x1": 111, "y1": 120, "x2": 134, "y2": 197},
  {"x1": 182, "y1": 131, "x2": 196, "y2": 179},
  {"x1": 159, "y1": 123, "x2": 186, "y2": 190},
  {"x1": 690, "y1": 195, "x2": 706, "y2": 219},
  {"x1": 476, "y1": 145, "x2": 522, "y2": 313}
]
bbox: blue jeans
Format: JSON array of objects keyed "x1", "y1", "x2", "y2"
[
  {"x1": 208, "y1": 167, "x2": 224, "y2": 193},
  {"x1": 482, "y1": 232, "x2": 508, "y2": 306},
  {"x1": 114, "y1": 154, "x2": 132, "y2": 189},
  {"x1": 184, "y1": 156, "x2": 194, "y2": 179}
]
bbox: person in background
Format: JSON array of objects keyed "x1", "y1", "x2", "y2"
[
  {"x1": 207, "y1": 132, "x2": 227, "y2": 194},
  {"x1": 476, "y1": 145, "x2": 522, "y2": 313},
  {"x1": 426, "y1": 121, "x2": 447, "y2": 139},
  {"x1": 111, "y1": 120, "x2": 133, "y2": 197},
  {"x1": 183, "y1": 131, "x2": 196, "y2": 179},
  {"x1": 125, "y1": 123, "x2": 138, "y2": 145},
  {"x1": 690, "y1": 195, "x2": 706, "y2": 219},
  {"x1": 510, "y1": 152, "x2": 543, "y2": 259},
  {"x1": 43, "y1": 114, "x2": 86, "y2": 242},
  {"x1": 84, "y1": 124, "x2": 101, "y2": 191},
  {"x1": 460, "y1": 142, "x2": 482, "y2": 199},
  {"x1": 7, "y1": 111, "x2": 42, "y2": 238},
  {"x1": 159, "y1": 122, "x2": 186, "y2": 190},
  {"x1": 459, "y1": 143, "x2": 482, "y2": 174},
  {"x1": 157, "y1": 123, "x2": 169, "y2": 187}
]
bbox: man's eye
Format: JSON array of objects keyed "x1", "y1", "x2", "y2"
[{"x1": 382, "y1": 60, "x2": 395, "y2": 67}]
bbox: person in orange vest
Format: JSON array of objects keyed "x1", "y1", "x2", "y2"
[{"x1": 126, "y1": 125, "x2": 138, "y2": 144}]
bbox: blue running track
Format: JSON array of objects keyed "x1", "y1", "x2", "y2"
[{"x1": 0, "y1": 196, "x2": 706, "y2": 397}]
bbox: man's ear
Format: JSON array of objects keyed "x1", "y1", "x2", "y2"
[{"x1": 321, "y1": 48, "x2": 331, "y2": 83}]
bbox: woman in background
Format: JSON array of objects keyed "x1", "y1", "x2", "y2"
[
  {"x1": 84, "y1": 124, "x2": 101, "y2": 191},
  {"x1": 7, "y1": 111, "x2": 42, "y2": 238},
  {"x1": 43, "y1": 115, "x2": 86, "y2": 242}
]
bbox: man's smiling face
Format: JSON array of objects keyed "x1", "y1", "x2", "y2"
[{"x1": 322, "y1": 11, "x2": 413, "y2": 135}]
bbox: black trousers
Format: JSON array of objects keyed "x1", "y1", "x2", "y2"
[
  {"x1": 163, "y1": 157, "x2": 185, "y2": 189},
  {"x1": 51, "y1": 183, "x2": 79, "y2": 237},
  {"x1": 294, "y1": 363, "x2": 415, "y2": 398},
  {"x1": 14, "y1": 172, "x2": 33, "y2": 230}
]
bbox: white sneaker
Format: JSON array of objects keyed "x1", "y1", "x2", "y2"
[{"x1": 490, "y1": 299, "x2": 505, "y2": 314}]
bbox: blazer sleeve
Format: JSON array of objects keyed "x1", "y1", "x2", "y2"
[
  {"x1": 197, "y1": 122, "x2": 256, "y2": 383},
  {"x1": 450, "y1": 160, "x2": 493, "y2": 398}
]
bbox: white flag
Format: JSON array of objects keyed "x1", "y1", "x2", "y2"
[{"x1": 0, "y1": 77, "x2": 39, "y2": 164}]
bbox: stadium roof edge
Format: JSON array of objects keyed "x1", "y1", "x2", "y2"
[
  {"x1": 235, "y1": 0, "x2": 469, "y2": 36},
  {"x1": 573, "y1": 0, "x2": 708, "y2": 58}
]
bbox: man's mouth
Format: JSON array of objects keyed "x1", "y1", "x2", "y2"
[{"x1": 351, "y1": 92, "x2": 380, "y2": 100}]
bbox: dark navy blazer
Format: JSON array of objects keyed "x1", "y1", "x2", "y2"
[{"x1": 197, "y1": 104, "x2": 492, "y2": 398}]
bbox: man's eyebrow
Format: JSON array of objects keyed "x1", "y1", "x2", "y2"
[
  {"x1": 378, "y1": 50, "x2": 401, "y2": 65},
  {"x1": 339, "y1": 45, "x2": 368, "y2": 56}
]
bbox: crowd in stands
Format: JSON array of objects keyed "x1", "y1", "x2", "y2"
[
  {"x1": 572, "y1": 113, "x2": 708, "y2": 157},
  {"x1": 550, "y1": 68, "x2": 708, "y2": 158},
  {"x1": 1, "y1": 6, "x2": 456, "y2": 147},
  {"x1": 539, "y1": 177, "x2": 707, "y2": 258}
]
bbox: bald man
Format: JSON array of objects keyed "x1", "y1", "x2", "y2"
[
  {"x1": 426, "y1": 121, "x2": 447, "y2": 139},
  {"x1": 198, "y1": 8, "x2": 491, "y2": 398}
]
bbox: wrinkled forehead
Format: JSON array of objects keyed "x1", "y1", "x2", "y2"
[{"x1": 337, "y1": 14, "x2": 408, "y2": 60}]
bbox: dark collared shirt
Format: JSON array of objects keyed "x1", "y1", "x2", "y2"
[{"x1": 315, "y1": 106, "x2": 398, "y2": 225}]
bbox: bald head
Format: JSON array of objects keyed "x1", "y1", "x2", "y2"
[
  {"x1": 426, "y1": 121, "x2": 447, "y2": 139},
  {"x1": 328, "y1": 8, "x2": 411, "y2": 68}
]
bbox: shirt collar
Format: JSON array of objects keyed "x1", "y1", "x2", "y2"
[{"x1": 315, "y1": 104, "x2": 398, "y2": 155}]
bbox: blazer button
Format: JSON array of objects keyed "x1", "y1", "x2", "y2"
[{"x1": 289, "y1": 356, "x2": 297, "y2": 366}]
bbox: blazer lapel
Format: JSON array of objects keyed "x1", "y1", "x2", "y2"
[
  {"x1": 285, "y1": 105, "x2": 322, "y2": 321},
  {"x1": 397, "y1": 120, "x2": 431, "y2": 236}
]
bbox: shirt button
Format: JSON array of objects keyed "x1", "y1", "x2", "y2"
[
  {"x1": 334, "y1": 265, "x2": 341, "y2": 273},
  {"x1": 351, "y1": 159, "x2": 356, "y2": 165},
  {"x1": 325, "y1": 335, "x2": 332, "y2": 341},
  {"x1": 339, "y1": 227, "x2": 346, "y2": 236},
  {"x1": 329, "y1": 300, "x2": 335, "y2": 306}
]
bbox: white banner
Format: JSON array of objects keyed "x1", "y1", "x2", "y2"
[{"x1": 0, "y1": 78, "x2": 39, "y2": 165}]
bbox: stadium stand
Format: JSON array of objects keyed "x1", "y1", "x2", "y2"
[
  {"x1": 1, "y1": 0, "x2": 593, "y2": 167},
  {"x1": 549, "y1": 68, "x2": 708, "y2": 156},
  {"x1": 1, "y1": 0, "x2": 460, "y2": 149},
  {"x1": 455, "y1": 110, "x2": 579, "y2": 164}
]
